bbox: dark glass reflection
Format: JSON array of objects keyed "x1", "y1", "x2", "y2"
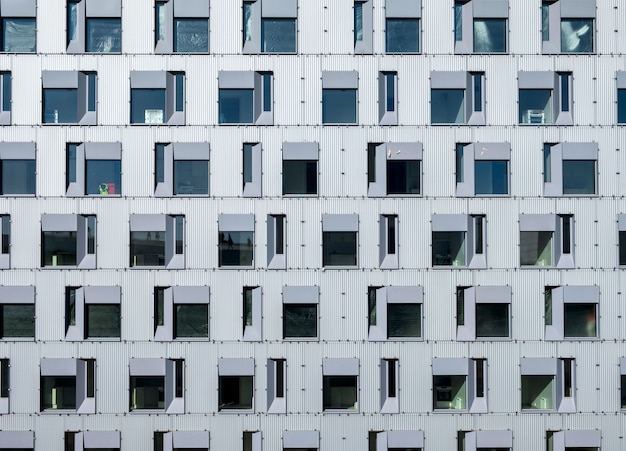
[
  {"x1": 431, "y1": 89, "x2": 464, "y2": 123},
  {"x1": 323, "y1": 231, "x2": 357, "y2": 266},
  {"x1": 283, "y1": 304, "x2": 317, "y2": 338},
  {"x1": 43, "y1": 89, "x2": 78, "y2": 123},
  {"x1": 219, "y1": 376, "x2": 253, "y2": 410},
  {"x1": 619, "y1": 90, "x2": 626, "y2": 123},
  {"x1": 323, "y1": 376, "x2": 357, "y2": 410},
  {"x1": 262, "y1": 18, "x2": 296, "y2": 53},
  {"x1": 41, "y1": 376, "x2": 76, "y2": 410},
  {"x1": 42, "y1": 231, "x2": 77, "y2": 266},
  {"x1": 387, "y1": 160, "x2": 420, "y2": 194},
  {"x1": 564, "y1": 303, "x2": 596, "y2": 338},
  {"x1": 2, "y1": 18, "x2": 36, "y2": 52},
  {"x1": 1, "y1": 304, "x2": 34, "y2": 338},
  {"x1": 476, "y1": 303, "x2": 509, "y2": 338},
  {"x1": 474, "y1": 160, "x2": 508, "y2": 195},
  {"x1": 561, "y1": 18, "x2": 593, "y2": 53},
  {"x1": 86, "y1": 18, "x2": 121, "y2": 52},
  {"x1": 473, "y1": 18, "x2": 506, "y2": 52},
  {"x1": 520, "y1": 231, "x2": 553, "y2": 266},
  {"x1": 86, "y1": 304, "x2": 120, "y2": 338},
  {"x1": 1, "y1": 72, "x2": 10, "y2": 111},
  {"x1": 387, "y1": 303, "x2": 421, "y2": 338},
  {"x1": 519, "y1": 89, "x2": 552, "y2": 124},
  {"x1": 432, "y1": 231, "x2": 466, "y2": 266},
  {"x1": 130, "y1": 231, "x2": 165, "y2": 266},
  {"x1": 130, "y1": 376, "x2": 165, "y2": 410},
  {"x1": 219, "y1": 89, "x2": 254, "y2": 123},
  {"x1": 218, "y1": 231, "x2": 254, "y2": 266},
  {"x1": 386, "y1": 18, "x2": 419, "y2": 53},
  {"x1": 562, "y1": 160, "x2": 595, "y2": 195},
  {"x1": 2, "y1": 160, "x2": 35, "y2": 194},
  {"x1": 86, "y1": 160, "x2": 121, "y2": 195},
  {"x1": 174, "y1": 18, "x2": 208, "y2": 52},
  {"x1": 620, "y1": 231, "x2": 626, "y2": 266},
  {"x1": 322, "y1": 89, "x2": 357, "y2": 124},
  {"x1": 174, "y1": 160, "x2": 208, "y2": 195},
  {"x1": 131, "y1": 88, "x2": 166, "y2": 124},
  {"x1": 174, "y1": 304, "x2": 208, "y2": 338},
  {"x1": 283, "y1": 160, "x2": 317, "y2": 195}
]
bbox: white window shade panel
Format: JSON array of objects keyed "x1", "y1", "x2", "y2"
[
  {"x1": 0, "y1": 286, "x2": 34, "y2": 303},
  {"x1": 385, "y1": 0, "x2": 421, "y2": 18},
  {"x1": 84, "y1": 286, "x2": 121, "y2": 304},
  {"x1": 283, "y1": 431, "x2": 319, "y2": 449},
  {"x1": 0, "y1": 431, "x2": 34, "y2": 449},
  {"x1": 472, "y1": 0, "x2": 508, "y2": 17},
  {"x1": 40, "y1": 358, "x2": 77, "y2": 376},
  {"x1": 173, "y1": 0, "x2": 210, "y2": 17},
  {"x1": 0, "y1": 142, "x2": 36, "y2": 159},
  {"x1": 283, "y1": 285, "x2": 319, "y2": 304},
  {"x1": 475, "y1": 285, "x2": 512, "y2": 303},
  {"x1": 262, "y1": 0, "x2": 297, "y2": 17},
  {"x1": 518, "y1": 71, "x2": 555, "y2": 89},
  {"x1": 520, "y1": 357, "x2": 557, "y2": 375},
  {"x1": 432, "y1": 358, "x2": 469, "y2": 375},
  {"x1": 386, "y1": 142, "x2": 422, "y2": 160},
  {"x1": 519, "y1": 214, "x2": 556, "y2": 231},
  {"x1": 432, "y1": 214, "x2": 468, "y2": 231},
  {"x1": 322, "y1": 214, "x2": 359, "y2": 231},
  {"x1": 560, "y1": 0, "x2": 596, "y2": 17},
  {"x1": 387, "y1": 431, "x2": 424, "y2": 448},
  {"x1": 219, "y1": 71, "x2": 256, "y2": 89},
  {"x1": 85, "y1": 0, "x2": 121, "y2": 16},
  {"x1": 129, "y1": 358, "x2": 166, "y2": 376},
  {"x1": 218, "y1": 358, "x2": 255, "y2": 376},
  {"x1": 82, "y1": 431, "x2": 121, "y2": 449},
  {"x1": 322, "y1": 358, "x2": 359, "y2": 375},
  {"x1": 218, "y1": 214, "x2": 255, "y2": 231},
  {"x1": 172, "y1": 431, "x2": 210, "y2": 448},
  {"x1": 283, "y1": 142, "x2": 319, "y2": 160},
  {"x1": 130, "y1": 214, "x2": 167, "y2": 231},
  {"x1": 386, "y1": 286, "x2": 423, "y2": 303},
  {"x1": 322, "y1": 71, "x2": 358, "y2": 89}
]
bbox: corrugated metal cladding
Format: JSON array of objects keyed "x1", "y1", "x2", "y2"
[{"x1": 0, "y1": 0, "x2": 626, "y2": 450}]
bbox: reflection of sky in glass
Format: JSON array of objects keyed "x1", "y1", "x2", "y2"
[
  {"x1": 473, "y1": 19, "x2": 506, "y2": 52},
  {"x1": 386, "y1": 19, "x2": 419, "y2": 53},
  {"x1": 3, "y1": 18, "x2": 36, "y2": 52},
  {"x1": 174, "y1": 19, "x2": 208, "y2": 52},
  {"x1": 86, "y1": 18, "x2": 121, "y2": 52},
  {"x1": 561, "y1": 19, "x2": 593, "y2": 53},
  {"x1": 262, "y1": 19, "x2": 296, "y2": 52}
]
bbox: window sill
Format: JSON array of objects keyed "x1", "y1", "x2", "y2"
[
  {"x1": 219, "y1": 265, "x2": 255, "y2": 270},
  {"x1": 282, "y1": 337, "x2": 318, "y2": 342},
  {"x1": 322, "y1": 408, "x2": 359, "y2": 414},
  {"x1": 218, "y1": 408, "x2": 255, "y2": 414},
  {"x1": 129, "y1": 409, "x2": 166, "y2": 414},
  {"x1": 41, "y1": 409, "x2": 78, "y2": 414},
  {"x1": 0, "y1": 337, "x2": 35, "y2": 341}
]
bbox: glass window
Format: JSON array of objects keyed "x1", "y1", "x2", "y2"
[
  {"x1": 621, "y1": 375, "x2": 626, "y2": 410},
  {"x1": 475, "y1": 303, "x2": 509, "y2": 338},
  {"x1": 218, "y1": 376, "x2": 253, "y2": 410},
  {"x1": 432, "y1": 231, "x2": 466, "y2": 266},
  {"x1": 620, "y1": 231, "x2": 626, "y2": 266},
  {"x1": 519, "y1": 89, "x2": 553, "y2": 124},
  {"x1": 561, "y1": 18, "x2": 593, "y2": 53},
  {"x1": 283, "y1": 304, "x2": 317, "y2": 338},
  {"x1": 218, "y1": 89, "x2": 254, "y2": 124},
  {"x1": 562, "y1": 160, "x2": 595, "y2": 195},
  {"x1": 1, "y1": 304, "x2": 34, "y2": 338},
  {"x1": 130, "y1": 231, "x2": 165, "y2": 266},
  {"x1": 86, "y1": 160, "x2": 121, "y2": 196},
  {"x1": 386, "y1": 18, "x2": 419, "y2": 53},
  {"x1": 1, "y1": 215, "x2": 9, "y2": 256},
  {"x1": 322, "y1": 89, "x2": 357, "y2": 124},
  {"x1": 323, "y1": 376, "x2": 357, "y2": 410},
  {"x1": 43, "y1": 89, "x2": 78, "y2": 124},
  {"x1": 174, "y1": 18, "x2": 208, "y2": 53},
  {"x1": 86, "y1": 18, "x2": 121, "y2": 53},
  {"x1": 454, "y1": 2, "x2": 463, "y2": 41},
  {"x1": 174, "y1": 160, "x2": 209, "y2": 195},
  {"x1": 283, "y1": 161, "x2": 317, "y2": 195},
  {"x1": 520, "y1": 231, "x2": 553, "y2": 266},
  {"x1": 563, "y1": 303, "x2": 597, "y2": 338},
  {"x1": 130, "y1": 376, "x2": 165, "y2": 410},
  {"x1": 262, "y1": 18, "x2": 296, "y2": 53},
  {"x1": 174, "y1": 304, "x2": 208, "y2": 338},
  {"x1": 433, "y1": 375, "x2": 467, "y2": 410},
  {"x1": 1, "y1": 71, "x2": 11, "y2": 121},
  {"x1": 1, "y1": 159, "x2": 35, "y2": 195},
  {"x1": 218, "y1": 231, "x2": 254, "y2": 267},
  {"x1": 85, "y1": 304, "x2": 120, "y2": 339},
  {"x1": 42, "y1": 231, "x2": 77, "y2": 266},
  {"x1": 387, "y1": 303, "x2": 421, "y2": 338},
  {"x1": 619, "y1": 89, "x2": 626, "y2": 124},
  {"x1": 322, "y1": 231, "x2": 357, "y2": 267},
  {"x1": 2, "y1": 18, "x2": 36, "y2": 52},
  {"x1": 474, "y1": 161, "x2": 508, "y2": 195},
  {"x1": 354, "y1": 1, "x2": 363, "y2": 44},
  {"x1": 130, "y1": 89, "x2": 165, "y2": 124},
  {"x1": 521, "y1": 375, "x2": 554, "y2": 410},
  {"x1": 473, "y1": 18, "x2": 506, "y2": 53},
  {"x1": 41, "y1": 376, "x2": 76, "y2": 410},
  {"x1": 431, "y1": 89, "x2": 464, "y2": 124},
  {"x1": 386, "y1": 160, "x2": 420, "y2": 195}
]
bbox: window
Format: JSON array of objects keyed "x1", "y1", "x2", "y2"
[
  {"x1": 322, "y1": 71, "x2": 358, "y2": 124},
  {"x1": 0, "y1": 358, "x2": 8, "y2": 413},
  {"x1": 0, "y1": 0, "x2": 36, "y2": 53},
  {"x1": 40, "y1": 358, "x2": 95, "y2": 413},
  {"x1": 218, "y1": 71, "x2": 273, "y2": 125},
  {"x1": 369, "y1": 431, "x2": 423, "y2": 451},
  {"x1": 542, "y1": 0, "x2": 594, "y2": 53},
  {"x1": 66, "y1": 142, "x2": 121, "y2": 196},
  {"x1": 322, "y1": 358, "x2": 359, "y2": 412},
  {"x1": 155, "y1": 0, "x2": 209, "y2": 53},
  {"x1": 243, "y1": 143, "x2": 262, "y2": 197},
  {"x1": 283, "y1": 431, "x2": 319, "y2": 451},
  {"x1": 243, "y1": 286, "x2": 262, "y2": 341},
  {"x1": 0, "y1": 286, "x2": 34, "y2": 340},
  {"x1": 282, "y1": 142, "x2": 318, "y2": 196},
  {"x1": 154, "y1": 143, "x2": 209, "y2": 196},
  {"x1": 543, "y1": 142, "x2": 597, "y2": 196},
  {"x1": 518, "y1": 71, "x2": 572, "y2": 125},
  {"x1": 154, "y1": 431, "x2": 209, "y2": 451},
  {"x1": 519, "y1": 214, "x2": 574, "y2": 268},
  {"x1": 379, "y1": 72, "x2": 398, "y2": 125},
  {"x1": 218, "y1": 358, "x2": 255, "y2": 412},
  {"x1": 368, "y1": 286, "x2": 423, "y2": 341},
  {"x1": 354, "y1": 0, "x2": 372, "y2": 54},
  {"x1": 66, "y1": 0, "x2": 121, "y2": 53},
  {"x1": 65, "y1": 286, "x2": 121, "y2": 341},
  {"x1": 618, "y1": 214, "x2": 626, "y2": 267},
  {"x1": 433, "y1": 358, "x2": 487, "y2": 413},
  {"x1": 218, "y1": 214, "x2": 255, "y2": 268},
  {"x1": 42, "y1": 71, "x2": 97, "y2": 125},
  {"x1": 243, "y1": 0, "x2": 297, "y2": 53},
  {"x1": 544, "y1": 286, "x2": 598, "y2": 340},
  {"x1": 455, "y1": 142, "x2": 510, "y2": 196},
  {"x1": 457, "y1": 286, "x2": 511, "y2": 340},
  {"x1": 130, "y1": 71, "x2": 185, "y2": 125},
  {"x1": 153, "y1": 286, "x2": 209, "y2": 341},
  {"x1": 0, "y1": 431, "x2": 34, "y2": 450},
  {"x1": 546, "y1": 430, "x2": 601, "y2": 451},
  {"x1": 621, "y1": 358, "x2": 626, "y2": 410},
  {"x1": 455, "y1": 0, "x2": 508, "y2": 53},
  {"x1": 0, "y1": 142, "x2": 35, "y2": 195},
  {"x1": 0, "y1": 214, "x2": 9, "y2": 269},
  {"x1": 322, "y1": 214, "x2": 358, "y2": 267},
  {"x1": 385, "y1": 0, "x2": 421, "y2": 53},
  {"x1": 64, "y1": 431, "x2": 120, "y2": 451},
  {"x1": 129, "y1": 214, "x2": 185, "y2": 269},
  {"x1": 431, "y1": 71, "x2": 485, "y2": 125},
  {"x1": 379, "y1": 214, "x2": 398, "y2": 269},
  {"x1": 267, "y1": 358, "x2": 286, "y2": 413},
  {"x1": 283, "y1": 285, "x2": 318, "y2": 340},
  {"x1": 41, "y1": 214, "x2": 96, "y2": 269},
  {"x1": 368, "y1": 142, "x2": 422, "y2": 196},
  {"x1": 457, "y1": 430, "x2": 512, "y2": 451},
  {"x1": 268, "y1": 214, "x2": 286, "y2": 269},
  {"x1": 244, "y1": 431, "x2": 262, "y2": 451},
  {"x1": 617, "y1": 72, "x2": 626, "y2": 124},
  {"x1": 520, "y1": 357, "x2": 575, "y2": 412},
  {"x1": 0, "y1": 71, "x2": 10, "y2": 124},
  {"x1": 380, "y1": 358, "x2": 399, "y2": 413},
  {"x1": 432, "y1": 214, "x2": 486, "y2": 268},
  {"x1": 129, "y1": 358, "x2": 184, "y2": 413}
]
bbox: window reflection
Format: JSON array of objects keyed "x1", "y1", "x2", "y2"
[{"x1": 218, "y1": 231, "x2": 254, "y2": 266}]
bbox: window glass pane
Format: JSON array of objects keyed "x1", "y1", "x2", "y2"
[
  {"x1": 174, "y1": 160, "x2": 208, "y2": 195},
  {"x1": 174, "y1": 18, "x2": 208, "y2": 52},
  {"x1": 619, "y1": 89, "x2": 626, "y2": 123},
  {"x1": 454, "y1": 3, "x2": 463, "y2": 41},
  {"x1": 323, "y1": 375, "x2": 357, "y2": 410},
  {"x1": 67, "y1": 1, "x2": 78, "y2": 42},
  {"x1": 521, "y1": 375, "x2": 554, "y2": 409},
  {"x1": 385, "y1": 73, "x2": 395, "y2": 111},
  {"x1": 130, "y1": 376, "x2": 165, "y2": 409},
  {"x1": 218, "y1": 231, "x2": 254, "y2": 266},
  {"x1": 520, "y1": 231, "x2": 553, "y2": 266},
  {"x1": 155, "y1": 144, "x2": 165, "y2": 185},
  {"x1": 433, "y1": 375, "x2": 466, "y2": 409},
  {"x1": 387, "y1": 303, "x2": 421, "y2": 338},
  {"x1": 473, "y1": 18, "x2": 506, "y2": 52},
  {"x1": 243, "y1": 288, "x2": 253, "y2": 328},
  {"x1": 368, "y1": 287, "x2": 377, "y2": 327},
  {"x1": 519, "y1": 89, "x2": 552, "y2": 124},
  {"x1": 263, "y1": 73, "x2": 271, "y2": 111},
  {"x1": 219, "y1": 89, "x2": 254, "y2": 124},
  {"x1": 87, "y1": 73, "x2": 96, "y2": 111},
  {"x1": 41, "y1": 376, "x2": 76, "y2": 410},
  {"x1": 473, "y1": 74, "x2": 482, "y2": 112},
  {"x1": 175, "y1": 73, "x2": 184, "y2": 111},
  {"x1": 456, "y1": 288, "x2": 465, "y2": 326},
  {"x1": 43, "y1": 89, "x2": 78, "y2": 123},
  {"x1": 1, "y1": 215, "x2": 9, "y2": 254},
  {"x1": 87, "y1": 216, "x2": 96, "y2": 254},
  {"x1": 130, "y1": 231, "x2": 165, "y2": 266},
  {"x1": 283, "y1": 160, "x2": 317, "y2": 195},
  {"x1": 174, "y1": 304, "x2": 208, "y2": 338},
  {"x1": 323, "y1": 231, "x2": 357, "y2": 266},
  {"x1": 387, "y1": 160, "x2": 420, "y2": 195},
  {"x1": 367, "y1": 143, "x2": 376, "y2": 183},
  {"x1": 86, "y1": 304, "x2": 120, "y2": 338},
  {"x1": 474, "y1": 161, "x2": 508, "y2": 195},
  {"x1": 219, "y1": 376, "x2": 253, "y2": 410},
  {"x1": 42, "y1": 231, "x2": 77, "y2": 266},
  {"x1": 86, "y1": 18, "x2": 121, "y2": 52},
  {"x1": 543, "y1": 144, "x2": 552, "y2": 182},
  {"x1": 432, "y1": 231, "x2": 466, "y2": 266},
  {"x1": 564, "y1": 303, "x2": 596, "y2": 338},
  {"x1": 65, "y1": 288, "x2": 76, "y2": 329},
  {"x1": 562, "y1": 160, "x2": 595, "y2": 194},
  {"x1": 560, "y1": 73, "x2": 569, "y2": 112},
  {"x1": 322, "y1": 89, "x2": 357, "y2": 124},
  {"x1": 1, "y1": 304, "x2": 34, "y2": 337},
  {"x1": 243, "y1": 1, "x2": 253, "y2": 42},
  {"x1": 455, "y1": 144, "x2": 464, "y2": 183},
  {"x1": 620, "y1": 231, "x2": 626, "y2": 266},
  {"x1": 561, "y1": 18, "x2": 593, "y2": 53},
  {"x1": 2, "y1": 18, "x2": 36, "y2": 52},
  {"x1": 131, "y1": 89, "x2": 166, "y2": 124},
  {"x1": 174, "y1": 215, "x2": 183, "y2": 251},
  {"x1": 431, "y1": 89, "x2": 464, "y2": 124},
  {"x1": 0, "y1": 360, "x2": 8, "y2": 397},
  {"x1": 155, "y1": 1, "x2": 166, "y2": 43},
  {"x1": 66, "y1": 144, "x2": 77, "y2": 185},
  {"x1": 621, "y1": 375, "x2": 626, "y2": 409},
  {"x1": 243, "y1": 144, "x2": 253, "y2": 185},
  {"x1": 475, "y1": 303, "x2": 509, "y2": 338},
  {"x1": 542, "y1": 3, "x2": 549, "y2": 41},
  {"x1": 386, "y1": 18, "x2": 419, "y2": 53},
  {"x1": 354, "y1": 2, "x2": 363, "y2": 43},
  {"x1": 275, "y1": 215, "x2": 284, "y2": 254},
  {"x1": 2, "y1": 72, "x2": 10, "y2": 111},
  {"x1": 86, "y1": 160, "x2": 121, "y2": 195},
  {"x1": 283, "y1": 304, "x2": 317, "y2": 338},
  {"x1": 262, "y1": 18, "x2": 296, "y2": 53},
  {"x1": 2, "y1": 159, "x2": 35, "y2": 194}
]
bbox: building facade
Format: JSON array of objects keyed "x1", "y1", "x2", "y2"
[{"x1": 0, "y1": 0, "x2": 624, "y2": 450}]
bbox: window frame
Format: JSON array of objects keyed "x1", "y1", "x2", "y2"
[
  {"x1": 544, "y1": 285, "x2": 599, "y2": 341},
  {"x1": 154, "y1": 142, "x2": 209, "y2": 197},
  {"x1": 322, "y1": 358, "x2": 359, "y2": 413},
  {"x1": 432, "y1": 214, "x2": 486, "y2": 268},
  {"x1": 618, "y1": 214, "x2": 626, "y2": 267},
  {"x1": 519, "y1": 213, "x2": 574, "y2": 268},
  {"x1": 267, "y1": 358, "x2": 286, "y2": 413},
  {"x1": 218, "y1": 358, "x2": 255, "y2": 413},
  {"x1": 543, "y1": 142, "x2": 597, "y2": 196},
  {"x1": 455, "y1": 142, "x2": 510, "y2": 197},
  {"x1": 243, "y1": 286, "x2": 262, "y2": 341},
  {"x1": 130, "y1": 71, "x2": 185, "y2": 125},
  {"x1": 542, "y1": 0, "x2": 595, "y2": 54},
  {"x1": 66, "y1": 142, "x2": 121, "y2": 197},
  {"x1": 457, "y1": 286, "x2": 512, "y2": 341},
  {"x1": 66, "y1": 0, "x2": 122, "y2": 53},
  {"x1": 282, "y1": 285, "x2": 319, "y2": 340},
  {"x1": 65, "y1": 286, "x2": 121, "y2": 341},
  {"x1": 0, "y1": 286, "x2": 35, "y2": 341},
  {"x1": 432, "y1": 358, "x2": 487, "y2": 413},
  {"x1": 430, "y1": 71, "x2": 485, "y2": 125},
  {"x1": 267, "y1": 213, "x2": 286, "y2": 269},
  {"x1": 243, "y1": 0, "x2": 297, "y2": 54},
  {"x1": 153, "y1": 286, "x2": 209, "y2": 341},
  {"x1": 42, "y1": 71, "x2": 97, "y2": 125},
  {"x1": 154, "y1": 431, "x2": 209, "y2": 451},
  {"x1": 243, "y1": 431, "x2": 262, "y2": 451},
  {"x1": 129, "y1": 214, "x2": 184, "y2": 269},
  {"x1": 617, "y1": 71, "x2": 626, "y2": 124},
  {"x1": 154, "y1": 0, "x2": 210, "y2": 54},
  {"x1": 322, "y1": 71, "x2": 358, "y2": 125},
  {"x1": 354, "y1": 0, "x2": 372, "y2": 54},
  {"x1": 129, "y1": 358, "x2": 184, "y2": 413},
  {"x1": 380, "y1": 358, "x2": 399, "y2": 413},
  {"x1": 0, "y1": 71, "x2": 10, "y2": 124},
  {"x1": 518, "y1": 71, "x2": 573, "y2": 125},
  {"x1": 378, "y1": 71, "x2": 398, "y2": 125},
  {"x1": 520, "y1": 357, "x2": 576, "y2": 413},
  {"x1": 243, "y1": 142, "x2": 262, "y2": 197},
  {"x1": 0, "y1": 142, "x2": 36, "y2": 196},
  {"x1": 40, "y1": 358, "x2": 95, "y2": 414},
  {"x1": 322, "y1": 214, "x2": 359, "y2": 268},
  {"x1": 454, "y1": 0, "x2": 508, "y2": 54},
  {"x1": 620, "y1": 358, "x2": 626, "y2": 411},
  {"x1": 218, "y1": 213, "x2": 255, "y2": 268},
  {"x1": 41, "y1": 214, "x2": 96, "y2": 269},
  {"x1": 368, "y1": 142, "x2": 422, "y2": 197},
  {"x1": 218, "y1": 70, "x2": 273, "y2": 125},
  {"x1": 0, "y1": 0, "x2": 37, "y2": 54},
  {"x1": 368, "y1": 286, "x2": 423, "y2": 341},
  {"x1": 0, "y1": 214, "x2": 9, "y2": 269},
  {"x1": 379, "y1": 214, "x2": 398, "y2": 269}
]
